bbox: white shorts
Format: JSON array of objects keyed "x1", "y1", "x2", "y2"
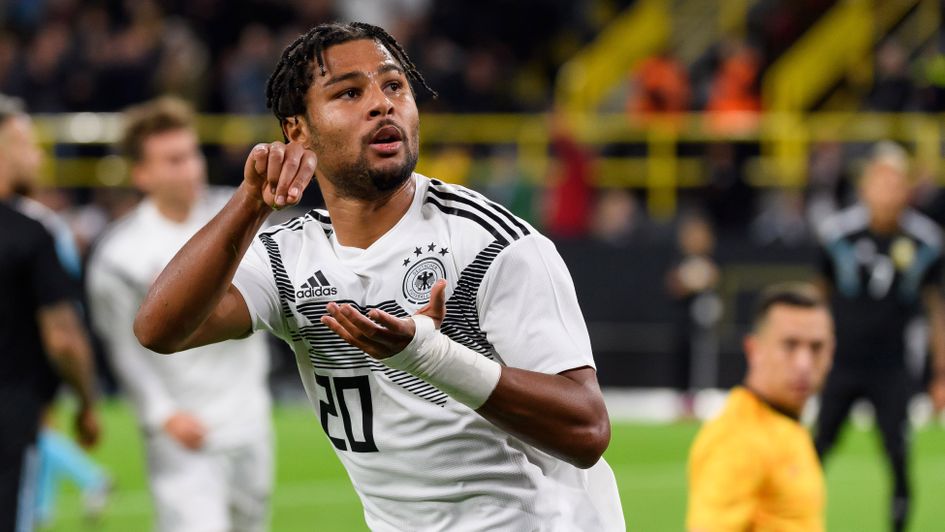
[{"x1": 145, "y1": 430, "x2": 273, "y2": 532}]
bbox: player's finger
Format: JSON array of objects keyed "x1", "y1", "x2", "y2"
[
  {"x1": 331, "y1": 303, "x2": 394, "y2": 344},
  {"x1": 321, "y1": 315, "x2": 388, "y2": 356},
  {"x1": 246, "y1": 143, "x2": 269, "y2": 180},
  {"x1": 428, "y1": 279, "x2": 447, "y2": 315},
  {"x1": 416, "y1": 279, "x2": 448, "y2": 324},
  {"x1": 286, "y1": 150, "x2": 317, "y2": 205},
  {"x1": 265, "y1": 142, "x2": 286, "y2": 195},
  {"x1": 368, "y1": 308, "x2": 413, "y2": 336},
  {"x1": 274, "y1": 143, "x2": 303, "y2": 207}
]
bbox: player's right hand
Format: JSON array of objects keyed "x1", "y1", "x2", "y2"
[
  {"x1": 243, "y1": 141, "x2": 317, "y2": 209},
  {"x1": 163, "y1": 412, "x2": 207, "y2": 450},
  {"x1": 74, "y1": 406, "x2": 101, "y2": 449}
]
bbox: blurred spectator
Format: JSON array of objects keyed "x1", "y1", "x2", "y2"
[
  {"x1": 666, "y1": 213, "x2": 722, "y2": 416},
  {"x1": 866, "y1": 39, "x2": 915, "y2": 112},
  {"x1": 0, "y1": 0, "x2": 587, "y2": 114},
  {"x1": 703, "y1": 142, "x2": 755, "y2": 232},
  {"x1": 706, "y1": 40, "x2": 761, "y2": 134},
  {"x1": 544, "y1": 113, "x2": 593, "y2": 238},
  {"x1": 590, "y1": 188, "x2": 641, "y2": 246},
  {"x1": 626, "y1": 49, "x2": 690, "y2": 119}
]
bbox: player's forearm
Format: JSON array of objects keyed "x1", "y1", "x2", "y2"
[
  {"x1": 477, "y1": 366, "x2": 611, "y2": 469},
  {"x1": 51, "y1": 342, "x2": 97, "y2": 409},
  {"x1": 134, "y1": 184, "x2": 269, "y2": 352},
  {"x1": 40, "y1": 302, "x2": 97, "y2": 408}
]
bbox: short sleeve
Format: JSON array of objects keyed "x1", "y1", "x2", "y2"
[
  {"x1": 687, "y1": 431, "x2": 764, "y2": 531},
  {"x1": 232, "y1": 237, "x2": 287, "y2": 339},
  {"x1": 30, "y1": 224, "x2": 74, "y2": 308},
  {"x1": 477, "y1": 234, "x2": 594, "y2": 375}
]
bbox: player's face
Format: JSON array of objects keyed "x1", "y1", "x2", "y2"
[
  {"x1": 0, "y1": 116, "x2": 43, "y2": 190},
  {"x1": 862, "y1": 162, "x2": 910, "y2": 226},
  {"x1": 301, "y1": 39, "x2": 420, "y2": 200},
  {"x1": 133, "y1": 128, "x2": 206, "y2": 208},
  {"x1": 746, "y1": 305, "x2": 834, "y2": 414}
]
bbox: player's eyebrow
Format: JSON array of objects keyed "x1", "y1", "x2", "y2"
[{"x1": 323, "y1": 64, "x2": 405, "y2": 87}]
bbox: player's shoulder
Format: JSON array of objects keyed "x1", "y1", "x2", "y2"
[
  {"x1": 692, "y1": 389, "x2": 768, "y2": 457},
  {"x1": 12, "y1": 195, "x2": 64, "y2": 234},
  {"x1": 418, "y1": 174, "x2": 535, "y2": 245},
  {"x1": 900, "y1": 208, "x2": 943, "y2": 250},
  {"x1": 0, "y1": 201, "x2": 50, "y2": 241},
  {"x1": 817, "y1": 204, "x2": 869, "y2": 244}
]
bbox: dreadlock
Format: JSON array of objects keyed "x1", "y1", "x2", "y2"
[{"x1": 265, "y1": 22, "x2": 436, "y2": 128}]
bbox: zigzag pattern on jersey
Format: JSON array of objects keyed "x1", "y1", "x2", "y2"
[
  {"x1": 424, "y1": 180, "x2": 533, "y2": 361},
  {"x1": 258, "y1": 233, "x2": 298, "y2": 340},
  {"x1": 260, "y1": 213, "x2": 449, "y2": 405},
  {"x1": 260, "y1": 209, "x2": 333, "y2": 238},
  {"x1": 440, "y1": 241, "x2": 506, "y2": 359},
  {"x1": 425, "y1": 179, "x2": 530, "y2": 245},
  {"x1": 294, "y1": 299, "x2": 450, "y2": 406}
]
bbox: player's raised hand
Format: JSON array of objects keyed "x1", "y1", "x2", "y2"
[
  {"x1": 321, "y1": 280, "x2": 448, "y2": 359},
  {"x1": 243, "y1": 141, "x2": 317, "y2": 209}
]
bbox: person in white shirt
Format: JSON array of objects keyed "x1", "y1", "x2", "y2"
[
  {"x1": 134, "y1": 23, "x2": 624, "y2": 531},
  {"x1": 86, "y1": 97, "x2": 272, "y2": 532}
]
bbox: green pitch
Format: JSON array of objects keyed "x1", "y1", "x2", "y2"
[{"x1": 47, "y1": 401, "x2": 945, "y2": 531}]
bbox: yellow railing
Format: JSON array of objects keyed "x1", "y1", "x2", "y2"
[
  {"x1": 32, "y1": 112, "x2": 945, "y2": 220},
  {"x1": 554, "y1": 0, "x2": 670, "y2": 113}
]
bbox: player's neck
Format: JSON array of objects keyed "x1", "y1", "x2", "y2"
[
  {"x1": 742, "y1": 382, "x2": 801, "y2": 420},
  {"x1": 322, "y1": 176, "x2": 416, "y2": 249},
  {"x1": 869, "y1": 217, "x2": 899, "y2": 236}
]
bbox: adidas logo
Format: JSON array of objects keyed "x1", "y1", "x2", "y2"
[{"x1": 296, "y1": 270, "x2": 338, "y2": 298}]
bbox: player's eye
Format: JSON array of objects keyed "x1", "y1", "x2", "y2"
[
  {"x1": 385, "y1": 81, "x2": 403, "y2": 92},
  {"x1": 337, "y1": 88, "x2": 360, "y2": 99}
]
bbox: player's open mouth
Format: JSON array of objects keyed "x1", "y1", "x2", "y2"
[{"x1": 369, "y1": 125, "x2": 403, "y2": 155}]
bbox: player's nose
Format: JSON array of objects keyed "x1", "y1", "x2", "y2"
[{"x1": 367, "y1": 83, "x2": 394, "y2": 119}]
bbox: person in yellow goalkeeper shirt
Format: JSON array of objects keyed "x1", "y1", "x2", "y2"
[{"x1": 687, "y1": 283, "x2": 835, "y2": 532}]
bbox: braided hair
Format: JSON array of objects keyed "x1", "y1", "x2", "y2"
[{"x1": 266, "y1": 22, "x2": 436, "y2": 127}]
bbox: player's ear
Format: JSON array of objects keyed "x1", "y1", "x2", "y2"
[
  {"x1": 742, "y1": 335, "x2": 756, "y2": 363},
  {"x1": 282, "y1": 116, "x2": 310, "y2": 145}
]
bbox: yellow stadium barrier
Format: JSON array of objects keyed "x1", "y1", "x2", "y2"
[{"x1": 31, "y1": 111, "x2": 945, "y2": 221}]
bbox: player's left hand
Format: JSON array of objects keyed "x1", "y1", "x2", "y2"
[
  {"x1": 322, "y1": 279, "x2": 447, "y2": 360},
  {"x1": 930, "y1": 375, "x2": 945, "y2": 412}
]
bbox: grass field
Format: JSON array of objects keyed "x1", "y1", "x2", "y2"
[{"x1": 45, "y1": 401, "x2": 945, "y2": 531}]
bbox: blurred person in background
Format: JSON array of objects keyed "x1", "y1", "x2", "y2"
[
  {"x1": 666, "y1": 213, "x2": 721, "y2": 417},
  {"x1": 0, "y1": 113, "x2": 100, "y2": 532},
  {"x1": 86, "y1": 97, "x2": 273, "y2": 532},
  {"x1": 0, "y1": 94, "x2": 111, "y2": 526},
  {"x1": 133, "y1": 22, "x2": 622, "y2": 531},
  {"x1": 626, "y1": 48, "x2": 690, "y2": 122},
  {"x1": 687, "y1": 283, "x2": 834, "y2": 532},
  {"x1": 814, "y1": 141, "x2": 945, "y2": 532}
]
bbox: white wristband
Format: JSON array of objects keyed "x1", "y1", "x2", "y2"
[{"x1": 382, "y1": 315, "x2": 502, "y2": 409}]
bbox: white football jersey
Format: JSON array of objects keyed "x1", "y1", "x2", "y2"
[
  {"x1": 87, "y1": 188, "x2": 271, "y2": 448},
  {"x1": 233, "y1": 174, "x2": 624, "y2": 531}
]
